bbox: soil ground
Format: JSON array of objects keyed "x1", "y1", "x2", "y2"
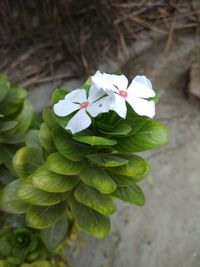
[{"x1": 29, "y1": 31, "x2": 200, "y2": 267}]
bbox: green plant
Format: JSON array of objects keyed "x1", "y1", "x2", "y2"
[
  {"x1": 0, "y1": 74, "x2": 67, "y2": 266},
  {"x1": 0, "y1": 73, "x2": 168, "y2": 242},
  {"x1": 0, "y1": 74, "x2": 34, "y2": 176}
]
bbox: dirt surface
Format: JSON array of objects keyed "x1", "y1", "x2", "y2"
[{"x1": 29, "y1": 31, "x2": 200, "y2": 267}]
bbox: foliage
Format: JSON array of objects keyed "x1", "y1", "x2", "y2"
[
  {"x1": 0, "y1": 74, "x2": 68, "y2": 266},
  {"x1": 0, "y1": 73, "x2": 168, "y2": 266},
  {"x1": 1, "y1": 78, "x2": 168, "y2": 240}
]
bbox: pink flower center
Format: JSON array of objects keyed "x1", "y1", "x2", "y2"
[
  {"x1": 119, "y1": 90, "x2": 128, "y2": 98},
  {"x1": 80, "y1": 101, "x2": 89, "y2": 109}
]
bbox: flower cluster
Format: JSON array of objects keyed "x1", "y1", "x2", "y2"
[{"x1": 53, "y1": 71, "x2": 156, "y2": 134}]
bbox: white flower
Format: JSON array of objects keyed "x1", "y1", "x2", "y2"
[
  {"x1": 91, "y1": 71, "x2": 156, "y2": 119},
  {"x1": 53, "y1": 86, "x2": 111, "y2": 134}
]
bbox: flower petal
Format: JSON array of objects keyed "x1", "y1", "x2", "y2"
[
  {"x1": 128, "y1": 76, "x2": 155, "y2": 98},
  {"x1": 88, "y1": 85, "x2": 106, "y2": 103},
  {"x1": 65, "y1": 109, "x2": 91, "y2": 134},
  {"x1": 103, "y1": 73, "x2": 128, "y2": 91},
  {"x1": 110, "y1": 94, "x2": 127, "y2": 119},
  {"x1": 64, "y1": 89, "x2": 87, "y2": 104},
  {"x1": 126, "y1": 97, "x2": 155, "y2": 118},
  {"x1": 91, "y1": 71, "x2": 116, "y2": 92},
  {"x1": 53, "y1": 100, "x2": 79, "y2": 117},
  {"x1": 87, "y1": 96, "x2": 112, "y2": 117},
  {"x1": 134, "y1": 76, "x2": 153, "y2": 89}
]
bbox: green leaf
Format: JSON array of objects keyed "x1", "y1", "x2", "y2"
[
  {"x1": 87, "y1": 153, "x2": 128, "y2": 167},
  {"x1": 39, "y1": 123, "x2": 55, "y2": 153},
  {"x1": 108, "y1": 173, "x2": 143, "y2": 187},
  {"x1": 0, "y1": 73, "x2": 10, "y2": 102},
  {"x1": 40, "y1": 214, "x2": 68, "y2": 251},
  {"x1": 115, "y1": 119, "x2": 168, "y2": 152},
  {"x1": 51, "y1": 89, "x2": 69, "y2": 105},
  {"x1": 73, "y1": 135, "x2": 117, "y2": 146},
  {"x1": 0, "y1": 167, "x2": 15, "y2": 186},
  {"x1": 80, "y1": 165, "x2": 116, "y2": 194},
  {"x1": 0, "y1": 179, "x2": 28, "y2": 214},
  {"x1": 0, "y1": 260, "x2": 8, "y2": 267},
  {"x1": 30, "y1": 113, "x2": 43, "y2": 129},
  {"x1": 14, "y1": 99, "x2": 34, "y2": 133},
  {"x1": 21, "y1": 261, "x2": 52, "y2": 267},
  {"x1": 32, "y1": 165, "x2": 79, "y2": 193},
  {"x1": 0, "y1": 86, "x2": 27, "y2": 115},
  {"x1": 26, "y1": 202, "x2": 66, "y2": 229},
  {"x1": 81, "y1": 78, "x2": 91, "y2": 93},
  {"x1": 99, "y1": 123, "x2": 132, "y2": 136},
  {"x1": 1, "y1": 132, "x2": 25, "y2": 144},
  {"x1": 0, "y1": 144, "x2": 18, "y2": 174},
  {"x1": 0, "y1": 121, "x2": 17, "y2": 132},
  {"x1": 53, "y1": 129, "x2": 91, "y2": 161},
  {"x1": 71, "y1": 199, "x2": 110, "y2": 239},
  {"x1": 0, "y1": 233, "x2": 12, "y2": 257},
  {"x1": 17, "y1": 176, "x2": 65, "y2": 206},
  {"x1": 75, "y1": 184, "x2": 116, "y2": 216},
  {"x1": 25, "y1": 130, "x2": 40, "y2": 148},
  {"x1": 112, "y1": 185, "x2": 145, "y2": 206},
  {"x1": 46, "y1": 152, "x2": 86, "y2": 176},
  {"x1": 43, "y1": 108, "x2": 59, "y2": 130},
  {"x1": 13, "y1": 147, "x2": 43, "y2": 178},
  {"x1": 109, "y1": 155, "x2": 149, "y2": 177}
]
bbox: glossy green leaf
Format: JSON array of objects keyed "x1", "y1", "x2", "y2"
[
  {"x1": 87, "y1": 153, "x2": 128, "y2": 167},
  {"x1": 13, "y1": 147, "x2": 43, "y2": 178},
  {"x1": 26, "y1": 202, "x2": 66, "y2": 229},
  {"x1": 0, "y1": 73, "x2": 10, "y2": 102},
  {"x1": 21, "y1": 261, "x2": 52, "y2": 267},
  {"x1": 1, "y1": 132, "x2": 25, "y2": 144},
  {"x1": 46, "y1": 152, "x2": 86, "y2": 176},
  {"x1": 0, "y1": 234, "x2": 12, "y2": 257},
  {"x1": 51, "y1": 89, "x2": 69, "y2": 105},
  {"x1": 99, "y1": 123, "x2": 132, "y2": 136},
  {"x1": 26, "y1": 243, "x2": 47, "y2": 262},
  {"x1": 80, "y1": 165, "x2": 116, "y2": 194},
  {"x1": 0, "y1": 167, "x2": 15, "y2": 186},
  {"x1": 108, "y1": 172, "x2": 144, "y2": 187},
  {"x1": 112, "y1": 185, "x2": 145, "y2": 206},
  {"x1": 73, "y1": 135, "x2": 117, "y2": 146},
  {"x1": 109, "y1": 155, "x2": 149, "y2": 177},
  {"x1": 75, "y1": 184, "x2": 116, "y2": 216},
  {"x1": 71, "y1": 199, "x2": 110, "y2": 239},
  {"x1": 0, "y1": 144, "x2": 18, "y2": 175},
  {"x1": 81, "y1": 78, "x2": 91, "y2": 93},
  {"x1": 14, "y1": 99, "x2": 33, "y2": 133},
  {"x1": 0, "y1": 260, "x2": 8, "y2": 267},
  {"x1": 39, "y1": 123, "x2": 55, "y2": 153},
  {"x1": 53, "y1": 129, "x2": 91, "y2": 161},
  {"x1": 115, "y1": 119, "x2": 168, "y2": 152},
  {"x1": 0, "y1": 86, "x2": 27, "y2": 115},
  {"x1": 32, "y1": 165, "x2": 79, "y2": 193},
  {"x1": 0, "y1": 179, "x2": 28, "y2": 214},
  {"x1": 25, "y1": 130, "x2": 40, "y2": 148},
  {"x1": 0, "y1": 121, "x2": 17, "y2": 132},
  {"x1": 17, "y1": 176, "x2": 65, "y2": 206},
  {"x1": 30, "y1": 113, "x2": 43, "y2": 129},
  {"x1": 43, "y1": 108, "x2": 59, "y2": 130},
  {"x1": 40, "y1": 214, "x2": 68, "y2": 251}
]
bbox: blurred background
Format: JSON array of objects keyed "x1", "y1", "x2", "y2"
[{"x1": 1, "y1": 1, "x2": 200, "y2": 266}]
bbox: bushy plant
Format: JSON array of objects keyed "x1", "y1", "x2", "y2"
[
  {"x1": 0, "y1": 74, "x2": 67, "y2": 266},
  {"x1": 0, "y1": 71, "x2": 168, "y2": 265},
  {"x1": 0, "y1": 74, "x2": 34, "y2": 175},
  {"x1": 0, "y1": 72, "x2": 168, "y2": 267}
]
